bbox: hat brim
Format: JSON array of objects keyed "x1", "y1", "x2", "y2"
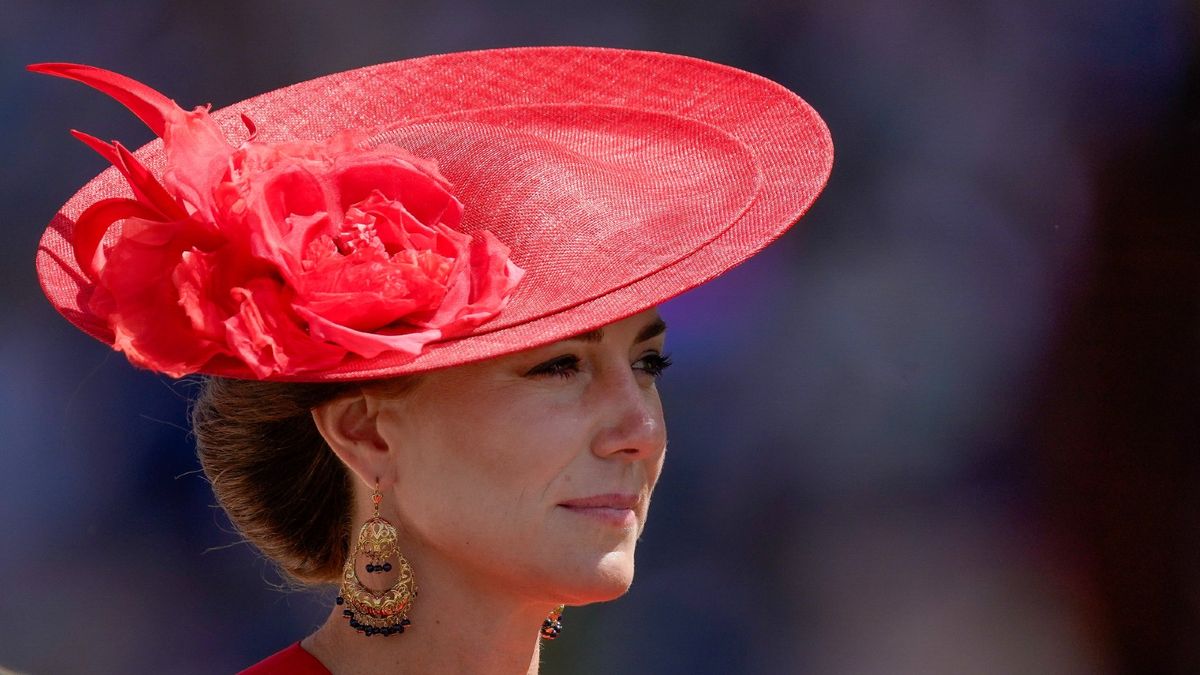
[{"x1": 36, "y1": 46, "x2": 833, "y2": 381}]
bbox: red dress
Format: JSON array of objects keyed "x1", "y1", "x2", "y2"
[{"x1": 238, "y1": 642, "x2": 331, "y2": 674}]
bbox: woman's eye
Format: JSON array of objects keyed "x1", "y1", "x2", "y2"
[
  {"x1": 636, "y1": 352, "x2": 673, "y2": 379},
  {"x1": 528, "y1": 355, "x2": 581, "y2": 378},
  {"x1": 528, "y1": 352, "x2": 673, "y2": 379}
]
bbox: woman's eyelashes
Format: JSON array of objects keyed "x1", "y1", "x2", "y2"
[
  {"x1": 635, "y1": 352, "x2": 673, "y2": 378},
  {"x1": 527, "y1": 352, "x2": 673, "y2": 379},
  {"x1": 530, "y1": 354, "x2": 581, "y2": 378}
]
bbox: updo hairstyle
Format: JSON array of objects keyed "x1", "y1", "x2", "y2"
[{"x1": 191, "y1": 375, "x2": 422, "y2": 584}]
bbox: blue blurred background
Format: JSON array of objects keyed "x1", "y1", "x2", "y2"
[{"x1": 2, "y1": 1, "x2": 1197, "y2": 673}]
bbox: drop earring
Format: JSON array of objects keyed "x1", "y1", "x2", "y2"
[
  {"x1": 540, "y1": 604, "x2": 566, "y2": 640},
  {"x1": 336, "y1": 481, "x2": 417, "y2": 636}
]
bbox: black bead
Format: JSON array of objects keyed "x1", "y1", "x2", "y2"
[
  {"x1": 383, "y1": 562, "x2": 393, "y2": 572},
  {"x1": 401, "y1": 618, "x2": 411, "y2": 626},
  {"x1": 336, "y1": 596, "x2": 344, "y2": 605},
  {"x1": 343, "y1": 609, "x2": 353, "y2": 618},
  {"x1": 366, "y1": 564, "x2": 375, "y2": 573}
]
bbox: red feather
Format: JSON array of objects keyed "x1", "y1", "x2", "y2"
[
  {"x1": 68, "y1": 130, "x2": 188, "y2": 221},
  {"x1": 28, "y1": 62, "x2": 175, "y2": 137}
]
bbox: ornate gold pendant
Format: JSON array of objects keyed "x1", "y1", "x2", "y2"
[{"x1": 337, "y1": 508, "x2": 417, "y2": 637}]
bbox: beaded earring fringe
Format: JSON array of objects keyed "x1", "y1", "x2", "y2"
[{"x1": 540, "y1": 605, "x2": 566, "y2": 640}]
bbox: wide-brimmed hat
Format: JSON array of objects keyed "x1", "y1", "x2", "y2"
[{"x1": 31, "y1": 46, "x2": 832, "y2": 382}]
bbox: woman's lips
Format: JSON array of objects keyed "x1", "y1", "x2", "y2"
[
  {"x1": 558, "y1": 505, "x2": 638, "y2": 527},
  {"x1": 558, "y1": 493, "x2": 640, "y2": 527}
]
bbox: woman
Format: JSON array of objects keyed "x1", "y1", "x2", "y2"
[{"x1": 30, "y1": 47, "x2": 831, "y2": 673}]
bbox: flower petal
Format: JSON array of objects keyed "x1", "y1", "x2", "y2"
[
  {"x1": 173, "y1": 250, "x2": 227, "y2": 340},
  {"x1": 297, "y1": 305, "x2": 442, "y2": 359},
  {"x1": 89, "y1": 233, "x2": 225, "y2": 377},
  {"x1": 224, "y1": 280, "x2": 347, "y2": 378},
  {"x1": 333, "y1": 157, "x2": 462, "y2": 228},
  {"x1": 72, "y1": 198, "x2": 163, "y2": 279},
  {"x1": 405, "y1": 229, "x2": 524, "y2": 333}
]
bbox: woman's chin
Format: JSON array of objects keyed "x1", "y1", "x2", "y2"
[
  {"x1": 557, "y1": 581, "x2": 633, "y2": 606},
  {"x1": 551, "y1": 554, "x2": 636, "y2": 604}
]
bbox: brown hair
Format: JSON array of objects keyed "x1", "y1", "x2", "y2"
[{"x1": 191, "y1": 375, "x2": 421, "y2": 584}]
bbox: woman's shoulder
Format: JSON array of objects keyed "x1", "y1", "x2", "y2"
[{"x1": 237, "y1": 641, "x2": 331, "y2": 675}]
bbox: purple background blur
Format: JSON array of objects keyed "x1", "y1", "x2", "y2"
[{"x1": 2, "y1": 1, "x2": 1197, "y2": 673}]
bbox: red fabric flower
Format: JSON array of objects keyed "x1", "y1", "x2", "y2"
[{"x1": 31, "y1": 64, "x2": 524, "y2": 379}]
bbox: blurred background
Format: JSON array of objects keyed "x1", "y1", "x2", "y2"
[{"x1": 2, "y1": 0, "x2": 1197, "y2": 673}]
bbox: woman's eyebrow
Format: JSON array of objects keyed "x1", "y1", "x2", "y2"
[
  {"x1": 565, "y1": 317, "x2": 668, "y2": 344},
  {"x1": 635, "y1": 318, "x2": 668, "y2": 343}
]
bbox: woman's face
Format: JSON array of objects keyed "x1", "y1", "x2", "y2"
[{"x1": 373, "y1": 307, "x2": 669, "y2": 604}]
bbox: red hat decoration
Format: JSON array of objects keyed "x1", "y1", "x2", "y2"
[{"x1": 31, "y1": 47, "x2": 833, "y2": 381}]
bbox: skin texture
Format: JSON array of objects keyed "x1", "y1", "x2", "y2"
[{"x1": 304, "y1": 307, "x2": 669, "y2": 674}]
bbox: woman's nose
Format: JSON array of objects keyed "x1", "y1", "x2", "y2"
[{"x1": 588, "y1": 365, "x2": 667, "y2": 461}]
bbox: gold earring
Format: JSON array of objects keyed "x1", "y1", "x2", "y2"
[
  {"x1": 336, "y1": 481, "x2": 417, "y2": 637},
  {"x1": 540, "y1": 604, "x2": 566, "y2": 640}
]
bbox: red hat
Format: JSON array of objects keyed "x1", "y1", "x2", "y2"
[{"x1": 30, "y1": 46, "x2": 833, "y2": 382}]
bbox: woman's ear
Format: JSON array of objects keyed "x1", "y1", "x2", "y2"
[{"x1": 312, "y1": 392, "x2": 390, "y2": 486}]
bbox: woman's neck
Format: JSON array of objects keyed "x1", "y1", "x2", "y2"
[{"x1": 301, "y1": 555, "x2": 557, "y2": 675}]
